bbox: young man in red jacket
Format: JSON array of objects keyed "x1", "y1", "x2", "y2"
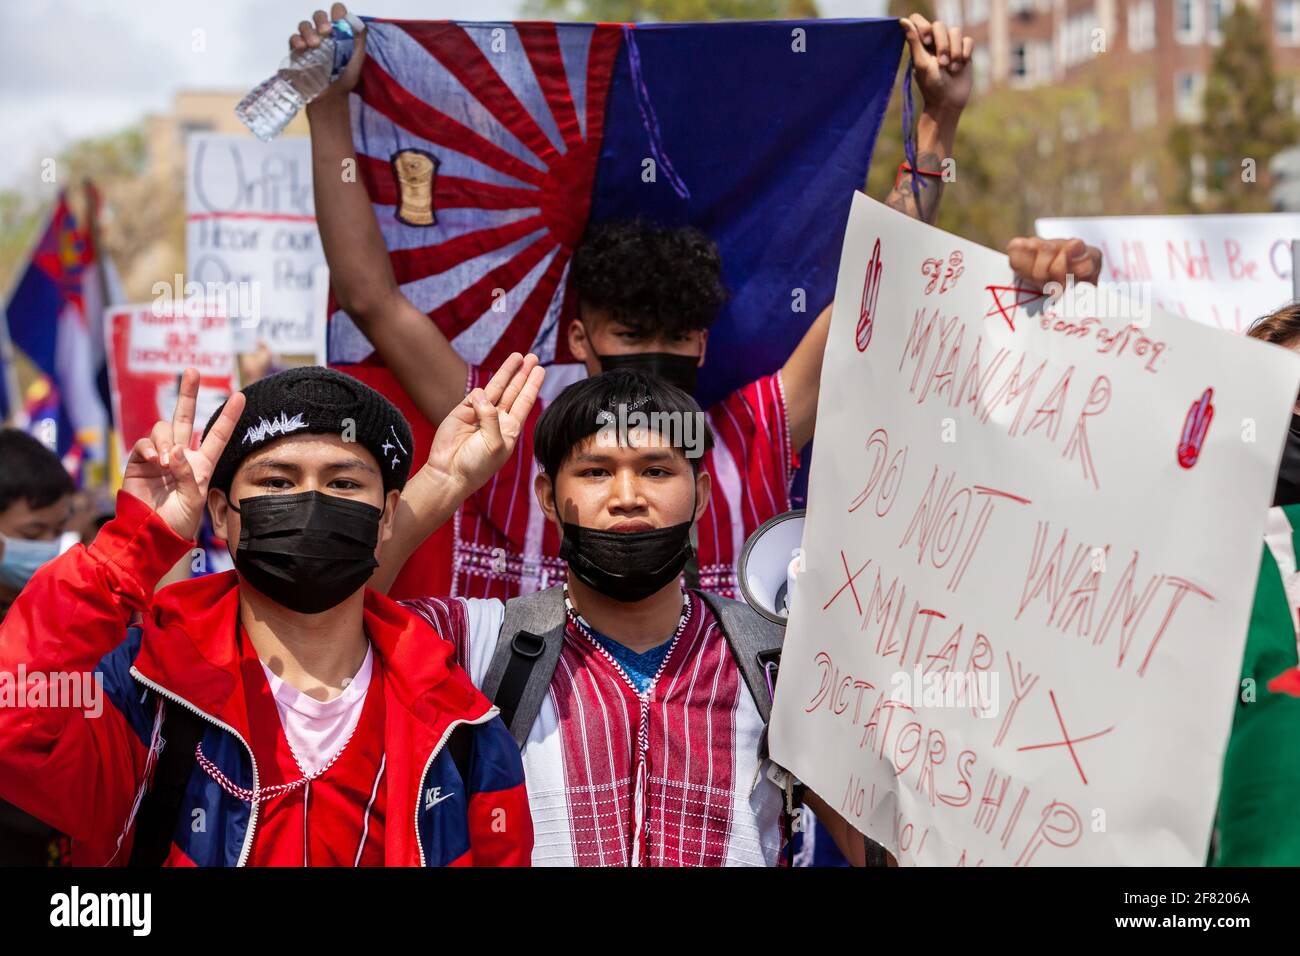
[{"x1": 0, "y1": 361, "x2": 539, "y2": 866}]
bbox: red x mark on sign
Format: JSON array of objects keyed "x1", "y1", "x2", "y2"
[
  {"x1": 1016, "y1": 689, "x2": 1114, "y2": 785},
  {"x1": 823, "y1": 550, "x2": 870, "y2": 616},
  {"x1": 984, "y1": 283, "x2": 1046, "y2": 332}
]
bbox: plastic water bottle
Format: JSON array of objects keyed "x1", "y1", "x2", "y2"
[{"x1": 236, "y1": 15, "x2": 362, "y2": 141}]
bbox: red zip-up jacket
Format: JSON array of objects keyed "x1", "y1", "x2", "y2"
[{"x1": 0, "y1": 491, "x2": 533, "y2": 866}]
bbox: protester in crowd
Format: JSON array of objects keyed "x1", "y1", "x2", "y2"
[
  {"x1": 0, "y1": 428, "x2": 73, "y2": 620},
  {"x1": 1213, "y1": 303, "x2": 1300, "y2": 865},
  {"x1": 0, "y1": 363, "x2": 538, "y2": 866},
  {"x1": 0, "y1": 427, "x2": 75, "y2": 865},
  {"x1": 372, "y1": 362, "x2": 867, "y2": 865},
  {"x1": 301, "y1": 4, "x2": 977, "y2": 601},
  {"x1": 1242, "y1": 304, "x2": 1300, "y2": 506}
]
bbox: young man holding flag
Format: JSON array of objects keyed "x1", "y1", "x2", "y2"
[{"x1": 301, "y1": 5, "x2": 980, "y2": 601}]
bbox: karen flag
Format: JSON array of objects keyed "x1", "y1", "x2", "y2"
[
  {"x1": 5, "y1": 191, "x2": 120, "y2": 460},
  {"x1": 327, "y1": 17, "x2": 903, "y2": 410}
]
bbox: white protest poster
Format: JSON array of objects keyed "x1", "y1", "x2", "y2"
[
  {"x1": 185, "y1": 133, "x2": 326, "y2": 362},
  {"x1": 768, "y1": 194, "x2": 1300, "y2": 866},
  {"x1": 1036, "y1": 212, "x2": 1300, "y2": 335}
]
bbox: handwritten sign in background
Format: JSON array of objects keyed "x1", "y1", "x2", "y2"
[
  {"x1": 769, "y1": 195, "x2": 1300, "y2": 866},
  {"x1": 185, "y1": 133, "x2": 326, "y2": 361},
  {"x1": 104, "y1": 303, "x2": 234, "y2": 461},
  {"x1": 1036, "y1": 212, "x2": 1300, "y2": 335}
]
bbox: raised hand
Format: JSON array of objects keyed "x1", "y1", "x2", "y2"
[
  {"x1": 293, "y1": 3, "x2": 367, "y2": 104},
  {"x1": 121, "y1": 369, "x2": 246, "y2": 541},
  {"x1": 900, "y1": 13, "x2": 974, "y2": 118},
  {"x1": 1007, "y1": 236, "x2": 1103, "y2": 292},
  {"x1": 425, "y1": 353, "x2": 545, "y2": 495}
]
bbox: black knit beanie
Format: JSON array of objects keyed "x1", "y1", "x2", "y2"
[{"x1": 201, "y1": 366, "x2": 414, "y2": 496}]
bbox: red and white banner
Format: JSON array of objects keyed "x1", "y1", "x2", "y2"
[{"x1": 105, "y1": 303, "x2": 234, "y2": 459}]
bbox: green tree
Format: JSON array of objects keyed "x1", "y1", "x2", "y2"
[
  {"x1": 524, "y1": 0, "x2": 818, "y2": 20},
  {"x1": 1169, "y1": 3, "x2": 1297, "y2": 212}
]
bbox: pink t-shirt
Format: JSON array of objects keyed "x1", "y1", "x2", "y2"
[{"x1": 259, "y1": 645, "x2": 374, "y2": 777}]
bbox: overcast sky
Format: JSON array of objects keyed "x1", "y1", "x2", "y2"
[{"x1": 0, "y1": 0, "x2": 885, "y2": 192}]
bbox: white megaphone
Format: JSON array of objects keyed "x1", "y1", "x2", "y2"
[{"x1": 737, "y1": 509, "x2": 806, "y2": 625}]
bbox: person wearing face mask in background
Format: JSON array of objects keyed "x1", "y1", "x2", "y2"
[
  {"x1": 0, "y1": 361, "x2": 539, "y2": 866},
  {"x1": 395, "y1": 367, "x2": 871, "y2": 866},
  {"x1": 0, "y1": 428, "x2": 76, "y2": 865},
  {"x1": 0, "y1": 429, "x2": 75, "y2": 619}
]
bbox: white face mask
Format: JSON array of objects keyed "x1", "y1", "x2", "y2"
[{"x1": 0, "y1": 535, "x2": 63, "y2": 590}]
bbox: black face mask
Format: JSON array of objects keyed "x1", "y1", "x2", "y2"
[
  {"x1": 230, "y1": 491, "x2": 381, "y2": 614},
  {"x1": 559, "y1": 520, "x2": 694, "y2": 603},
  {"x1": 595, "y1": 350, "x2": 699, "y2": 394},
  {"x1": 1275, "y1": 413, "x2": 1300, "y2": 507}
]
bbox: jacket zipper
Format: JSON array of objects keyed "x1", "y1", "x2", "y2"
[
  {"x1": 128, "y1": 666, "x2": 262, "y2": 867},
  {"x1": 413, "y1": 706, "x2": 499, "y2": 866}
]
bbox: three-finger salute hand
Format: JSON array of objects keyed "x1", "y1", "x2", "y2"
[
  {"x1": 426, "y1": 352, "x2": 545, "y2": 494},
  {"x1": 121, "y1": 368, "x2": 246, "y2": 541}
]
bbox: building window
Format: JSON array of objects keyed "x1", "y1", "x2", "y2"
[
  {"x1": 1131, "y1": 159, "x2": 1159, "y2": 203},
  {"x1": 972, "y1": 46, "x2": 991, "y2": 93},
  {"x1": 1062, "y1": 10, "x2": 1101, "y2": 67},
  {"x1": 1278, "y1": 0, "x2": 1300, "y2": 44},
  {"x1": 1208, "y1": 0, "x2": 1233, "y2": 43},
  {"x1": 966, "y1": 0, "x2": 989, "y2": 26},
  {"x1": 1011, "y1": 40, "x2": 1051, "y2": 87},
  {"x1": 1175, "y1": 71, "x2": 1205, "y2": 122},
  {"x1": 1130, "y1": 80, "x2": 1158, "y2": 129},
  {"x1": 1128, "y1": 0, "x2": 1156, "y2": 51},
  {"x1": 1009, "y1": 0, "x2": 1035, "y2": 16},
  {"x1": 1175, "y1": 0, "x2": 1203, "y2": 44},
  {"x1": 1190, "y1": 154, "x2": 1208, "y2": 205},
  {"x1": 1011, "y1": 41, "x2": 1029, "y2": 81}
]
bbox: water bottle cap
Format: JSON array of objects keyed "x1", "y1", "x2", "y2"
[{"x1": 332, "y1": 14, "x2": 365, "y2": 37}]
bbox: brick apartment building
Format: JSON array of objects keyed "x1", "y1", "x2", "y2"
[{"x1": 928, "y1": 0, "x2": 1300, "y2": 209}]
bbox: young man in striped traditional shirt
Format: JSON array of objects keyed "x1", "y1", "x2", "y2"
[{"x1": 393, "y1": 365, "x2": 863, "y2": 866}]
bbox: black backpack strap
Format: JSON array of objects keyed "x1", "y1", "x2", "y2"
[
  {"x1": 129, "y1": 699, "x2": 206, "y2": 867},
  {"x1": 695, "y1": 590, "x2": 785, "y2": 723},
  {"x1": 445, "y1": 723, "x2": 473, "y2": 784},
  {"x1": 481, "y1": 586, "x2": 568, "y2": 748}
]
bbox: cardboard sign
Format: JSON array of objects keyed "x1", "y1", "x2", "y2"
[
  {"x1": 105, "y1": 303, "x2": 234, "y2": 458},
  {"x1": 185, "y1": 134, "x2": 326, "y2": 361},
  {"x1": 1036, "y1": 213, "x2": 1300, "y2": 334},
  {"x1": 769, "y1": 194, "x2": 1300, "y2": 866}
]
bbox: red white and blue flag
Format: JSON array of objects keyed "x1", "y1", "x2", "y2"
[
  {"x1": 4, "y1": 192, "x2": 120, "y2": 460},
  {"x1": 329, "y1": 17, "x2": 902, "y2": 409}
]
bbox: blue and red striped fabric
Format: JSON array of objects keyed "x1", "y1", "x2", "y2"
[
  {"x1": 5, "y1": 193, "x2": 113, "y2": 455},
  {"x1": 328, "y1": 17, "x2": 902, "y2": 409}
]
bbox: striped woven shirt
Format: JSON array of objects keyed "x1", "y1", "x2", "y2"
[{"x1": 403, "y1": 589, "x2": 786, "y2": 866}]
